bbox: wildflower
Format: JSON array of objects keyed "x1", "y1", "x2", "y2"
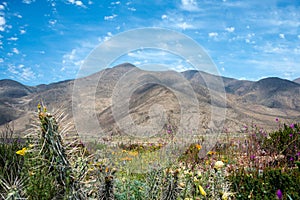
[
  {"x1": 179, "y1": 182, "x2": 185, "y2": 188},
  {"x1": 198, "y1": 185, "x2": 206, "y2": 196},
  {"x1": 250, "y1": 155, "x2": 256, "y2": 160},
  {"x1": 16, "y1": 147, "x2": 27, "y2": 156},
  {"x1": 207, "y1": 151, "x2": 217, "y2": 155},
  {"x1": 128, "y1": 151, "x2": 138, "y2": 156},
  {"x1": 297, "y1": 152, "x2": 300, "y2": 157},
  {"x1": 290, "y1": 123, "x2": 295, "y2": 129},
  {"x1": 28, "y1": 144, "x2": 34, "y2": 148},
  {"x1": 276, "y1": 189, "x2": 283, "y2": 200},
  {"x1": 195, "y1": 144, "x2": 202, "y2": 150},
  {"x1": 121, "y1": 157, "x2": 132, "y2": 161},
  {"x1": 275, "y1": 118, "x2": 279, "y2": 122},
  {"x1": 222, "y1": 192, "x2": 235, "y2": 200},
  {"x1": 28, "y1": 171, "x2": 35, "y2": 176},
  {"x1": 289, "y1": 134, "x2": 293, "y2": 137},
  {"x1": 214, "y1": 161, "x2": 224, "y2": 169}
]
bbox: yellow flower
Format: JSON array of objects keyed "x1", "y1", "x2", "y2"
[
  {"x1": 207, "y1": 151, "x2": 217, "y2": 155},
  {"x1": 222, "y1": 192, "x2": 235, "y2": 200},
  {"x1": 214, "y1": 161, "x2": 224, "y2": 169},
  {"x1": 128, "y1": 151, "x2": 138, "y2": 157},
  {"x1": 121, "y1": 157, "x2": 132, "y2": 161},
  {"x1": 16, "y1": 147, "x2": 27, "y2": 156},
  {"x1": 28, "y1": 144, "x2": 34, "y2": 148},
  {"x1": 28, "y1": 171, "x2": 35, "y2": 176},
  {"x1": 179, "y1": 182, "x2": 185, "y2": 188},
  {"x1": 195, "y1": 144, "x2": 202, "y2": 150},
  {"x1": 199, "y1": 185, "x2": 207, "y2": 196}
]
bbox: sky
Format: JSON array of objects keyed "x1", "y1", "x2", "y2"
[{"x1": 0, "y1": 0, "x2": 300, "y2": 86}]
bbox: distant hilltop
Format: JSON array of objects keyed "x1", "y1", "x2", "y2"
[{"x1": 1, "y1": 63, "x2": 300, "y2": 136}]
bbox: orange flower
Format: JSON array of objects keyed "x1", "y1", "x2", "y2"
[{"x1": 195, "y1": 144, "x2": 202, "y2": 150}]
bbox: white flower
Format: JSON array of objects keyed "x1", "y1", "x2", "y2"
[{"x1": 214, "y1": 161, "x2": 224, "y2": 169}]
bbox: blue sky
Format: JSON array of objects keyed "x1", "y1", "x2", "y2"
[{"x1": 0, "y1": 0, "x2": 300, "y2": 85}]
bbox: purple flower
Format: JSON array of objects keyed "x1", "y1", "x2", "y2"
[
  {"x1": 296, "y1": 152, "x2": 300, "y2": 157},
  {"x1": 250, "y1": 155, "x2": 256, "y2": 160},
  {"x1": 275, "y1": 118, "x2": 279, "y2": 122},
  {"x1": 167, "y1": 129, "x2": 172, "y2": 134},
  {"x1": 290, "y1": 157, "x2": 294, "y2": 161},
  {"x1": 289, "y1": 134, "x2": 293, "y2": 137},
  {"x1": 276, "y1": 189, "x2": 283, "y2": 200},
  {"x1": 290, "y1": 123, "x2": 295, "y2": 129}
]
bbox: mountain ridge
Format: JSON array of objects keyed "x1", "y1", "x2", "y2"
[{"x1": 1, "y1": 63, "x2": 300, "y2": 136}]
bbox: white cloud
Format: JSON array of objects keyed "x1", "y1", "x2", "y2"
[
  {"x1": 107, "y1": 32, "x2": 113, "y2": 37},
  {"x1": 161, "y1": 15, "x2": 167, "y2": 20},
  {"x1": 0, "y1": 5, "x2": 5, "y2": 10},
  {"x1": 208, "y1": 32, "x2": 218, "y2": 37},
  {"x1": 8, "y1": 37, "x2": 18, "y2": 41},
  {"x1": 181, "y1": 0, "x2": 200, "y2": 11},
  {"x1": 0, "y1": 16, "x2": 5, "y2": 32},
  {"x1": 225, "y1": 26, "x2": 235, "y2": 32},
  {"x1": 298, "y1": 35, "x2": 300, "y2": 39},
  {"x1": 76, "y1": 1, "x2": 84, "y2": 6},
  {"x1": 279, "y1": 33, "x2": 285, "y2": 39},
  {"x1": 177, "y1": 22, "x2": 194, "y2": 30},
  {"x1": 8, "y1": 64, "x2": 36, "y2": 81},
  {"x1": 0, "y1": 58, "x2": 3, "y2": 62},
  {"x1": 12, "y1": 48, "x2": 19, "y2": 54},
  {"x1": 68, "y1": 0, "x2": 86, "y2": 8},
  {"x1": 22, "y1": 0, "x2": 35, "y2": 4},
  {"x1": 128, "y1": 7, "x2": 136, "y2": 11},
  {"x1": 111, "y1": 1, "x2": 120, "y2": 5},
  {"x1": 20, "y1": 29, "x2": 26, "y2": 34},
  {"x1": 104, "y1": 14, "x2": 117, "y2": 20},
  {"x1": 49, "y1": 19, "x2": 57, "y2": 25}
]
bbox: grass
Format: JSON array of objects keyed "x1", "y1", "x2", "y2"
[{"x1": 0, "y1": 105, "x2": 299, "y2": 199}]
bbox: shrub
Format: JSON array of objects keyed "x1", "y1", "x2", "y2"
[
  {"x1": 263, "y1": 123, "x2": 300, "y2": 166},
  {"x1": 230, "y1": 168, "x2": 300, "y2": 200}
]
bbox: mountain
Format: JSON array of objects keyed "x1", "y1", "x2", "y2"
[
  {"x1": 294, "y1": 78, "x2": 300, "y2": 84},
  {"x1": 1, "y1": 63, "x2": 300, "y2": 137}
]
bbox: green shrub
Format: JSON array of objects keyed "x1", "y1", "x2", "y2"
[
  {"x1": 263, "y1": 123, "x2": 300, "y2": 166},
  {"x1": 0, "y1": 124, "x2": 26, "y2": 199},
  {"x1": 230, "y1": 168, "x2": 300, "y2": 200}
]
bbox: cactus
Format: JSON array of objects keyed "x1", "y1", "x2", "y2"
[{"x1": 98, "y1": 167, "x2": 116, "y2": 200}]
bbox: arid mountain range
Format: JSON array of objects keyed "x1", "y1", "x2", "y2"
[{"x1": 1, "y1": 63, "x2": 300, "y2": 137}]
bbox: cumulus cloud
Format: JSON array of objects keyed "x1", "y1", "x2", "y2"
[
  {"x1": 111, "y1": 1, "x2": 120, "y2": 5},
  {"x1": 128, "y1": 7, "x2": 136, "y2": 11},
  {"x1": 177, "y1": 22, "x2": 194, "y2": 30},
  {"x1": 0, "y1": 5, "x2": 5, "y2": 10},
  {"x1": 8, "y1": 64, "x2": 36, "y2": 81},
  {"x1": 181, "y1": 0, "x2": 200, "y2": 11},
  {"x1": 208, "y1": 32, "x2": 218, "y2": 37},
  {"x1": 0, "y1": 16, "x2": 5, "y2": 32},
  {"x1": 8, "y1": 37, "x2": 18, "y2": 41},
  {"x1": 104, "y1": 14, "x2": 117, "y2": 20},
  {"x1": 22, "y1": 0, "x2": 35, "y2": 4},
  {"x1": 12, "y1": 48, "x2": 19, "y2": 54},
  {"x1": 161, "y1": 15, "x2": 167, "y2": 20},
  {"x1": 20, "y1": 29, "x2": 26, "y2": 34},
  {"x1": 279, "y1": 33, "x2": 285, "y2": 39},
  {"x1": 68, "y1": 0, "x2": 86, "y2": 8},
  {"x1": 225, "y1": 26, "x2": 235, "y2": 32}
]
